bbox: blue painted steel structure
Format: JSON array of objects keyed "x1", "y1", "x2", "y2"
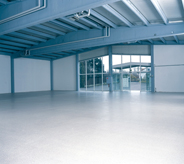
[
  {"x1": 76, "y1": 54, "x2": 79, "y2": 91},
  {"x1": 108, "y1": 46, "x2": 113, "y2": 92},
  {"x1": 50, "y1": 59, "x2": 53, "y2": 91}
]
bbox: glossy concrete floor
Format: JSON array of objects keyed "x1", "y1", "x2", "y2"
[{"x1": 0, "y1": 91, "x2": 184, "y2": 164}]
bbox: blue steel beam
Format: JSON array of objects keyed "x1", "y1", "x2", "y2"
[
  {"x1": 0, "y1": 39, "x2": 30, "y2": 48},
  {"x1": 23, "y1": 28, "x2": 55, "y2": 39},
  {"x1": 79, "y1": 18, "x2": 102, "y2": 29},
  {"x1": 102, "y1": 4, "x2": 133, "y2": 27},
  {"x1": 50, "y1": 20, "x2": 78, "y2": 31},
  {"x1": 148, "y1": 39, "x2": 153, "y2": 43},
  {"x1": 20, "y1": 23, "x2": 184, "y2": 56},
  {"x1": 173, "y1": 35, "x2": 179, "y2": 43},
  {"x1": 160, "y1": 37, "x2": 166, "y2": 43},
  {"x1": 33, "y1": 54, "x2": 56, "y2": 59},
  {"x1": 90, "y1": 9, "x2": 117, "y2": 28},
  {"x1": 19, "y1": 56, "x2": 51, "y2": 61},
  {"x1": 0, "y1": 0, "x2": 119, "y2": 35},
  {"x1": 151, "y1": 45, "x2": 155, "y2": 92},
  {"x1": 50, "y1": 60, "x2": 53, "y2": 91},
  {"x1": 10, "y1": 32, "x2": 47, "y2": 42},
  {"x1": 76, "y1": 54, "x2": 79, "y2": 91},
  {"x1": 35, "y1": 25, "x2": 65, "y2": 35},
  {"x1": 121, "y1": 0, "x2": 149, "y2": 26},
  {"x1": 0, "y1": 48, "x2": 17, "y2": 53},
  {"x1": 60, "y1": 17, "x2": 90, "y2": 30},
  {"x1": 150, "y1": 0, "x2": 168, "y2": 24},
  {"x1": 46, "y1": 53, "x2": 63, "y2": 57},
  {"x1": 0, "y1": 35, "x2": 38, "y2": 45},
  {"x1": 0, "y1": 44, "x2": 24, "y2": 50},
  {"x1": 0, "y1": 51, "x2": 12, "y2": 55}
]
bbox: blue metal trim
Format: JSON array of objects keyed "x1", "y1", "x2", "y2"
[
  {"x1": 160, "y1": 37, "x2": 166, "y2": 43},
  {"x1": 0, "y1": 51, "x2": 12, "y2": 56},
  {"x1": 173, "y1": 35, "x2": 179, "y2": 43},
  {"x1": 50, "y1": 59, "x2": 53, "y2": 91},
  {"x1": 151, "y1": 45, "x2": 155, "y2": 92},
  {"x1": 0, "y1": 48, "x2": 17, "y2": 53},
  {"x1": 10, "y1": 56, "x2": 14, "y2": 93},
  {"x1": 0, "y1": 44, "x2": 24, "y2": 50}
]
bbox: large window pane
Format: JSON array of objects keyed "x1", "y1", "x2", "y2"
[
  {"x1": 131, "y1": 66, "x2": 140, "y2": 72},
  {"x1": 131, "y1": 55, "x2": 140, "y2": 62},
  {"x1": 131, "y1": 73, "x2": 140, "y2": 90},
  {"x1": 87, "y1": 75, "x2": 94, "y2": 91},
  {"x1": 80, "y1": 61, "x2": 85, "y2": 74},
  {"x1": 95, "y1": 57, "x2": 102, "y2": 73},
  {"x1": 95, "y1": 74, "x2": 102, "y2": 91},
  {"x1": 113, "y1": 55, "x2": 121, "y2": 65},
  {"x1": 122, "y1": 55, "x2": 130, "y2": 63},
  {"x1": 141, "y1": 73, "x2": 151, "y2": 91},
  {"x1": 141, "y1": 67, "x2": 151, "y2": 72},
  {"x1": 80, "y1": 75, "x2": 86, "y2": 91},
  {"x1": 103, "y1": 56, "x2": 109, "y2": 74},
  {"x1": 113, "y1": 73, "x2": 121, "y2": 91},
  {"x1": 103, "y1": 74, "x2": 109, "y2": 91},
  {"x1": 141, "y1": 56, "x2": 151, "y2": 63},
  {"x1": 87, "y1": 59, "x2": 94, "y2": 73},
  {"x1": 122, "y1": 73, "x2": 130, "y2": 91}
]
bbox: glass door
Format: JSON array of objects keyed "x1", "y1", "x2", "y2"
[{"x1": 130, "y1": 72, "x2": 141, "y2": 91}]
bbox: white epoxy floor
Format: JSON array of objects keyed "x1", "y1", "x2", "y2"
[{"x1": 0, "y1": 91, "x2": 184, "y2": 164}]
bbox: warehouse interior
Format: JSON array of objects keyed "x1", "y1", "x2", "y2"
[{"x1": 0, "y1": 0, "x2": 184, "y2": 163}]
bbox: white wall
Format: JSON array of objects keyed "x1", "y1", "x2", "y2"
[
  {"x1": 154, "y1": 45, "x2": 184, "y2": 92},
  {"x1": 0, "y1": 55, "x2": 11, "y2": 94},
  {"x1": 53, "y1": 55, "x2": 76, "y2": 91},
  {"x1": 14, "y1": 58, "x2": 50, "y2": 93}
]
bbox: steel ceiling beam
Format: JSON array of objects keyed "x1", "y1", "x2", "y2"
[
  {"x1": 173, "y1": 35, "x2": 179, "y2": 43},
  {"x1": 0, "y1": 48, "x2": 17, "y2": 53},
  {"x1": 79, "y1": 18, "x2": 102, "y2": 29},
  {"x1": 150, "y1": 0, "x2": 168, "y2": 24},
  {"x1": 121, "y1": 0, "x2": 149, "y2": 26},
  {"x1": 0, "y1": 35, "x2": 38, "y2": 45},
  {"x1": 35, "y1": 25, "x2": 65, "y2": 35},
  {"x1": 22, "y1": 28, "x2": 55, "y2": 39},
  {"x1": 50, "y1": 20, "x2": 78, "y2": 31},
  {"x1": 0, "y1": 0, "x2": 119, "y2": 35},
  {"x1": 148, "y1": 39, "x2": 153, "y2": 43},
  {"x1": 0, "y1": 44, "x2": 24, "y2": 50},
  {"x1": 0, "y1": 39, "x2": 30, "y2": 48},
  {"x1": 90, "y1": 9, "x2": 117, "y2": 28},
  {"x1": 160, "y1": 37, "x2": 166, "y2": 43},
  {"x1": 60, "y1": 17, "x2": 90, "y2": 30},
  {"x1": 102, "y1": 4, "x2": 133, "y2": 27},
  {"x1": 20, "y1": 23, "x2": 184, "y2": 56},
  {"x1": 10, "y1": 32, "x2": 47, "y2": 42}
]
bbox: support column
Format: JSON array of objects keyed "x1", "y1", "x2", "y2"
[
  {"x1": 50, "y1": 59, "x2": 53, "y2": 91},
  {"x1": 151, "y1": 45, "x2": 155, "y2": 92},
  {"x1": 11, "y1": 56, "x2": 14, "y2": 93},
  {"x1": 76, "y1": 54, "x2": 79, "y2": 91},
  {"x1": 109, "y1": 46, "x2": 113, "y2": 92}
]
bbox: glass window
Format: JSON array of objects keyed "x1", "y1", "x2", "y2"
[
  {"x1": 103, "y1": 56, "x2": 109, "y2": 74},
  {"x1": 131, "y1": 66, "x2": 140, "y2": 72},
  {"x1": 122, "y1": 55, "x2": 130, "y2": 63},
  {"x1": 95, "y1": 74, "x2": 102, "y2": 91},
  {"x1": 80, "y1": 75, "x2": 86, "y2": 91},
  {"x1": 113, "y1": 55, "x2": 121, "y2": 65},
  {"x1": 141, "y1": 56, "x2": 151, "y2": 63},
  {"x1": 113, "y1": 73, "x2": 121, "y2": 91},
  {"x1": 141, "y1": 67, "x2": 151, "y2": 72},
  {"x1": 131, "y1": 55, "x2": 140, "y2": 62},
  {"x1": 103, "y1": 74, "x2": 109, "y2": 91},
  {"x1": 141, "y1": 73, "x2": 151, "y2": 91},
  {"x1": 95, "y1": 57, "x2": 102, "y2": 73},
  {"x1": 122, "y1": 68, "x2": 130, "y2": 73},
  {"x1": 87, "y1": 59, "x2": 94, "y2": 73},
  {"x1": 80, "y1": 61, "x2": 85, "y2": 74},
  {"x1": 87, "y1": 75, "x2": 94, "y2": 91}
]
